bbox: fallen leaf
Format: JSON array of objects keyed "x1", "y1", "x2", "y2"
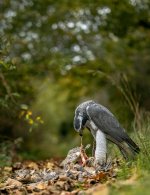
[
  {"x1": 4, "y1": 178, "x2": 22, "y2": 188},
  {"x1": 46, "y1": 162, "x2": 54, "y2": 170},
  {"x1": 26, "y1": 162, "x2": 39, "y2": 170},
  {"x1": 4, "y1": 167, "x2": 12, "y2": 172},
  {"x1": 90, "y1": 171, "x2": 107, "y2": 181},
  {"x1": 36, "y1": 182, "x2": 48, "y2": 190},
  {"x1": 55, "y1": 180, "x2": 65, "y2": 190}
]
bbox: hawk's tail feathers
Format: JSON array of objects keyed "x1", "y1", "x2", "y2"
[
  {"x1": 124, "y1": 135, "x2": 140, "y2": 154},
  {"x1": 120, "y1": 137, "x2": 140, "y2": 160},
  {"x1": 106, "y1": 134, "x2": 140, "y2": 160}
]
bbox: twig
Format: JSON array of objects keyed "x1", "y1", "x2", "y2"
[{"x1": 0, "y1": 71, "x2": 16, "y2": 103}]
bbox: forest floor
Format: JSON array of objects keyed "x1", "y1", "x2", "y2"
[{"x1": 0, "y1": 143, "x2": 149, "y2": 195}]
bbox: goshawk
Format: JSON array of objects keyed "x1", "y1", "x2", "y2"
[{"x1": 74, "y1": 100, "x2": 140, "y2": 164}]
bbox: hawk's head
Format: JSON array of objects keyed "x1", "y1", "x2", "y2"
[{"x1": 73, "y1": 100, "x2": 95, "y2": 136}]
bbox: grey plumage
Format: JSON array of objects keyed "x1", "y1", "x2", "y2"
[{"x1": 74, "y1": 100, "x2": 140, "y2": 162}]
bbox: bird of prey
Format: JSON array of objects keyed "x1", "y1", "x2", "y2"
[{"x1": 74, "y1": 100, "x2": 140, "y2": 165}]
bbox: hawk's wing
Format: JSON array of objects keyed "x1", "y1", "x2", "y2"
[
  {"x1": 87, "y1": 103, "x2": 125, "y2": 142},
  {"x1": 86, "y1": 103, "x2": 140, "y2": 157}
]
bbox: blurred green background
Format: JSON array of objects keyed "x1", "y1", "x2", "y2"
[{"x1": 0, "y1": 0, "x2": 150, "y2": 160}]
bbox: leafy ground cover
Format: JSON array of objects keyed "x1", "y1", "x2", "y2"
[
  {"x1": 0, "y1": 142, "x2": 149, "y2": 195},
  {"x1": 0, "y1": 114, "x2": 149, "y2": 195}
]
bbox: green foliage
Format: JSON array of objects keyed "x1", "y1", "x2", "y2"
[
  {"x1": 0, "y1": 0, "x2": 149, "y2": 158},
  {"x1": 0, "y1": 138, "x2": 22, "y2": 167},
  {"x1": 109, "y1": 112, "x2": 150, "y2": 194}
]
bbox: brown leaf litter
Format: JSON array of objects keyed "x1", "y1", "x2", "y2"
[{"x1": 0, "y1": 144, "x2": 121, "y2": 195}]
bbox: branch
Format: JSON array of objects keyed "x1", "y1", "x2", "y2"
[{"x1": 0, "y1": 71, "x2": 16, "y2": 103}]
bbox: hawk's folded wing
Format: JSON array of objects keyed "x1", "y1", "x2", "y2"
[{"x1": 86, "y1": 103, "x2": 140, "y2": 157}]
